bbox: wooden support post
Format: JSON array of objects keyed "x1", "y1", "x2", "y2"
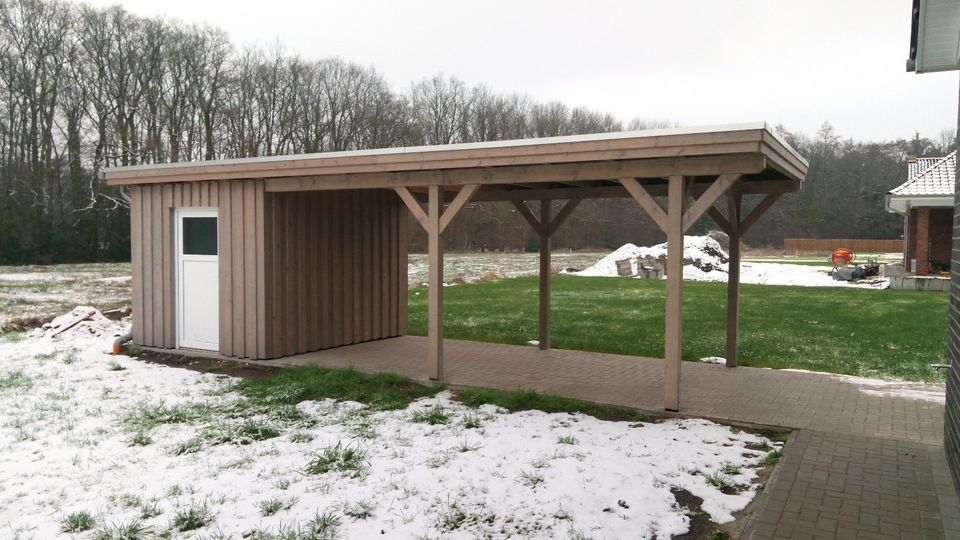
[
  {"x1": 539, "y1": 199, "x2": 551, "y2": 350},
  {"x1": 664, "y1": 175, "x2": 684, "y2": 412},
  {"x1": 512, "y1": 198, "x2": 580, "y2": 351},
  {"x1": 427, "y1": 185, "x2": 443, "y2": 380},
  {"x1": 725, "y1": 191, "x2": 742, "y2": 368},
  {"x1": 396, "y1": 184, "x2": 478, "y2": 381}
]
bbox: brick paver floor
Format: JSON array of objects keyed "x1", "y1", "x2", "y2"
[{"x1": 245, "y1": 336, "x2": 959, "y2": 538}]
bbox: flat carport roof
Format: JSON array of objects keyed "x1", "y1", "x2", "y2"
[{"x1": 104, "y1": 122, "x2": 808, "y2": 412}]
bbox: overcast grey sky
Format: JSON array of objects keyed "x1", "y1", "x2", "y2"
[{"x1": 86, "y1": 0, "x2": 958, "y2": 142}]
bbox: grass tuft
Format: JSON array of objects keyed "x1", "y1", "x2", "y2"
[
  {"x1": 461, "y1": 413, "x2": 483, "y2": 429},
  {"x1": 139, "y1": 501, "x2": 162, "y2": 519},
  {"x1": 720, "y1": 463, "x2": 741, "y2": 475},
  {"x1": 437, "y1": 500, "x2": 467, "y2": 531},
  {"x1": 0, "y1": 369, "x2": 31, "y2": 391},
  {"x1": 517, "y1": 468, "x2": 545, "y2": 488},
  {"x1": 762, "y1": 449, "x2": 783, "y2": 466},
  {"x1": 303, "y1": 510, "x2": 341, "y2": 539},
  {"x1": 341, "y1": 499, "x2": 375, "y2": 521},
  {"x1": 289, "y1": 431, "x2": 314, "y2": 443},
  {"x1": 170, "y1": 436, "x2": 204, "y2": 456},
  {"x1": 60, "y1": 511, "x2": 96, "y2": 532},
  {"x1": 121, "y1": 401, "x2": 210, "y2": 430},
  {"x1": 259, "y1": 496, "x2": 297, "y2": 517},
  {"x1": 411, "y1": 405, "x2": 450, "y2": 425},
  {"x1": 305, "y1": 442, "x2": 368, "y2": 478},
  {"x1": 172, "y1": 502, "x2": 213, "y2": 532},
  {"x1": 704, "y1": 471, "x2": 734, "y2": 491},
  {"x1": 204, "y1": 419, "x2": 281, "y2": 445},
  {"x1": 127, "y1": 429, "x2": 153, "y2": 447},
  {"x1": 92, "y1": 520, "x2": 151, "y2": 540},
  {"x1": 557, "y1": 435, "x2": 578, "y2": 445}
]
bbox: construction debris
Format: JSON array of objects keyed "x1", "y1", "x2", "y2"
[{"x1": 40, "y1": 306, "x2": 122, "y2": 339}]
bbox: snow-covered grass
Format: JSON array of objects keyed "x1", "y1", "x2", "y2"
[
  {"x1": 0, "y1": 316, "x2": 780, "y2": 539},
  {"x1": 0, "y1": 255, "x2": 604, "y2": 332},
  {"x1": 408, "y1": 251, "x2": 606, "y2": 287},
  {"x1": 0, "y1": 262, "x2": 131, "y2": 332}
]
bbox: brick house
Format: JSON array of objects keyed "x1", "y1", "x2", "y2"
[{"x1": 887, "y1": 151, "x2": 955, "y2": 274}]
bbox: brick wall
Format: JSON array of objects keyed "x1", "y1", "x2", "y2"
[
  {"x1": 931, "y1": 208, "x2": 952, "y2": 263},
  {"x1": 948, "y1": 179, "x2": 960, "y2": 495},
  {"x1": 916, "y1": 207, "x2": 931, "y2": 273}
]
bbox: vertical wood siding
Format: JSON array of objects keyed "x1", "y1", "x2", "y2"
[
  {"x1": 262, "y1": 189, "x2": 405, "y2": 358},
  {"x1": 129, "y1": 180, "x2": 265, "y2": 358},
  {"x1": 129, "y1": 184, "x2": 406, "y2": 360}
]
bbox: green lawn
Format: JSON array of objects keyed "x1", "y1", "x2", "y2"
[{"x1": 408, "y1": 276, "x2": 949, "y2": 382}]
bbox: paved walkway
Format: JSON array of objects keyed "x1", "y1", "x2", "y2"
[{"x1": 251, "y1": 336, "x2": 958, "y2": 538}]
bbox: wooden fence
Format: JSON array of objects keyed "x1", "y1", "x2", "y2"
[{"x1": 783, "y1": 238, "x2": 903, "y2": 254}]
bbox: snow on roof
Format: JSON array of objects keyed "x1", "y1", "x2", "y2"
[
  {"x1": 907, "y1": 157, "x2": 942, "y2": 181},
  {"x1": 890, "y1": 150, "x2": 956, "y2": 197}
]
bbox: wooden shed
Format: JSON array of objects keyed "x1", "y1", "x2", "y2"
[{"x1": 104, "y1": 123, "x2": 807, "y2": 412}]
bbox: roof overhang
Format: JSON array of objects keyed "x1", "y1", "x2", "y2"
[
  {"x1": 102, "y1": 122, "x2": 807, "y2": 200},
  {"x1": 907, "y1": 0, "x2": 960, "y2": 73},
  {"x1": 887, "y1": 194, "x2": 954, "y2": 213}
]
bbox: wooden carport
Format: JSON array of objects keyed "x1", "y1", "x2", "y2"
[{"x1": 105, "y1": 122, "x2": 807, "y2": 412}]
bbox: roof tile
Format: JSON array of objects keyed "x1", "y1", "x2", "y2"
[{"x1": 891, "y1": 151, "x2": 956, "y2": 197}]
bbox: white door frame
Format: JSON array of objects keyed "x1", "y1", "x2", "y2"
[{"x1": 175, "y1": 207, "x2": 219, "y2": 350}]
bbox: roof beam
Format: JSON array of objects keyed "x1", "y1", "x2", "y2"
[
  {"x1": 470, "y1": 178, "x2": 797, "y2": 202},
  {"x1": 263, "y1": 154, "x2": 767, "y2": 192}
]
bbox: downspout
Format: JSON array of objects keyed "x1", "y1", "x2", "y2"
[{"x1": 903, "y1": 201, "x2": 911, "y2": 269}]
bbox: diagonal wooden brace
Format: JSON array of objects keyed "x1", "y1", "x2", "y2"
[
  {"x1": 739, "y1": 191, "x2": 783, "y2": 234},
  {"x1": 620, "y1": 177, "x2": 668, "y2": 232},
  {"x1": 682, "y1": 174, "x2": 741, "y2": 233},
  {"x1": 395, "y1": 184, "x2": 480, "y2": 234}
]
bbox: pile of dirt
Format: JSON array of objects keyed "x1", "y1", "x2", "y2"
[
  {"x1": 39, "y1": 306, "x2": 122, "y2": 339},
  {"x1": 575, "y1": 236, "x2": 730, "y2": 277}
]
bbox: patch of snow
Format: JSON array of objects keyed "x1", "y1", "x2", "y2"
[
  {"x1": 779, "y1": 369, "x2": 945, "y2": 403},
  {"x1": 0, "y1": 310, "x2": 776, "y2": 538},
  {"x1": 0, "y1": 272, "x2": 75, "y2": 282}
]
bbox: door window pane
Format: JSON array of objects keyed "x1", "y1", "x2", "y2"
[{"x1": 182, "y1": 217, "x2": 217, "y2": 255}]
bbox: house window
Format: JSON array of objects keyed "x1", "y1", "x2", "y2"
[{"x1": 182, "y1": 217, "x2": 218, "y2": 256}]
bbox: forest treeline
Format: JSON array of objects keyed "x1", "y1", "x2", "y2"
[{"x1": 0, "y1": 0, "x2": 954, "y2": 264}]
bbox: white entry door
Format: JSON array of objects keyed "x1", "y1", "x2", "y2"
[{"x1": 176, "y1": 207, "x2": 219, "y2": 350}]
